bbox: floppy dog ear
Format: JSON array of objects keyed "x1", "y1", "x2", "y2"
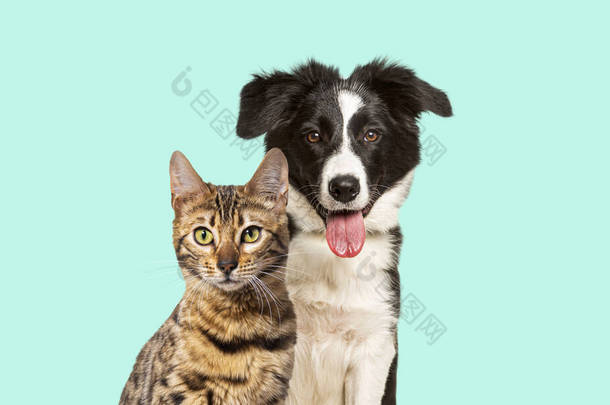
[
  {"x1": 236, "y1": 60, "x2": 342, "y2": 139},
  {"x1": 410, "y1": 76, "x2": 453, "y2": 117},
  {"x1": 349, "y1": 58, "x2": 453, "y2": 118},
  {"x1": 236, "y1": 72, "x2": 303, "y2": 139}
]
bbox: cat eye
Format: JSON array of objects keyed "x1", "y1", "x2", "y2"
[
  {"x1": 364, "y1": 130, "x2": 380, "y2": 143},
  {"x1": 241, "y1": 226, "x2": 261, "y2": 243},
  {"x1": 306, "y1": 131, "x2": 321, "y2": 143},
  {"x1": 193, "y1": 227, "x2": 214, "y2": 245}
]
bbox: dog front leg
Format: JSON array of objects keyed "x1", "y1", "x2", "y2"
[{"x1": 344, "y1": 333, "x2": 396, "y2": 405}]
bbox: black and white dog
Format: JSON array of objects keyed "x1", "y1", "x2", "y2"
[{"x1": 235, "y1": 59, "x2": 452, "y2": 405}]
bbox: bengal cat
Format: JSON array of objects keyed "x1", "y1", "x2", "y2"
[{"x1": 120, "y1": 148, "x2": 296, "y2": 405}]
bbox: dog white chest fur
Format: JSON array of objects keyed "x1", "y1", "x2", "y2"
[
  {"x1": 283, "y1": 172, "x2": 414, "y2": 405},
  {"x1": 284, "y1": 230, "x2": 397, "y2": 405}
]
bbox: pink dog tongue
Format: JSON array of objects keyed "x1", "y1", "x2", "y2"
[{"x1": 326, "y1": 211, "x2": 366, "y2": 258}]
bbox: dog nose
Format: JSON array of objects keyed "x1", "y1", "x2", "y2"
[
  {"x1": 329, "y1": 175, "x2": 360, "y2": 203},
  {"x1": 217, "y1": 260, "x2": 238, "y2": 275}
]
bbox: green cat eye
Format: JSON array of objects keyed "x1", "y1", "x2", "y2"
[
  {"x1": 194, "y1": 227, "x2": 214, "y2": 245},
  {"x1": 241, "y1": 226, "x2": 261, "y2": 243}
]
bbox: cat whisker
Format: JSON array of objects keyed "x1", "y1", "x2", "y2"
[
  {"x1": 247, "y1": 279, "x2": 264, "y2": 313},
  {"x1": 247, "y1": 280, "x2": 278, "y2": 334},
  {"x1": 251, "y1": 275, "x2": 283, "y2": 327},
  {"x1": 252, "y1": 265, "x2": 310, "y2": 279},
  {"x1": 252, "y1": 275, "x2": 282, "y2": 325},
  {"x1": 260, "y1": 251, "x2": 312, "y2": 260},
  {"x1": 256, "y1": 271, "x2": 286, "y2": 283},
  {"x1": 146, "y1": 259, "x2": 189, "y2": 263},
  {"x1": 250, "y1": 276, "x2": 275, "y2": 325},
  {"x1": 262, "y1": 264, "x2": 310, "y2": 276},
  {"x1": 259, "y1": 260, "x2": 305, "y2": 269}
]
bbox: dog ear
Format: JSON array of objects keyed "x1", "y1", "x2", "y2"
[
  {"x1": 410, "y1": 75, "x2": 453, "y2": 117},
  {"x1": 349, "y1": 58, "x2": 452, "y2": 118},
  {"x1": 236, "y1": 60, "x2": 342, "y2": 139},
  {"x1": 236, "y1": 71, "x2": 303, "y2": 139}
]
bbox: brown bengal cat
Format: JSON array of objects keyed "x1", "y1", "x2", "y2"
[{"x1": 120, "y1": 148, "x2": 296, "y2": 405}]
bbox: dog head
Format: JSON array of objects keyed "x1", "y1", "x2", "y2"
[{"x1": 236, "y1": 59, "x2": 452, "y2": 257}]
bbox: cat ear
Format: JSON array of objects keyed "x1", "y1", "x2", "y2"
[
  {"x1": 244, "y1": 148, "x2": 289, "y2": 209},
  {"x1": 169, "y1": 151, "x2": 211, "y2": 208}
]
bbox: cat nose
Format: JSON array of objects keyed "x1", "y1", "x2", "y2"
[{"x1": 217, "y1": 260, "x2": 238, "y2": 274}]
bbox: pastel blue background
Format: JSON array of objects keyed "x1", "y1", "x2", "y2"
[{"x1": 1, "y1": 1, "x2": 608, "y2": 404}]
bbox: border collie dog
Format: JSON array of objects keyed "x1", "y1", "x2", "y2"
[{"x1": 236, "y1": 59, "x2": 452, "y2": 405}]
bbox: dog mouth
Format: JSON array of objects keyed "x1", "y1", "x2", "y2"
[
  {"x1": 300, "y1": 185, "x2": 378, "y2": 258},
  {"x1": 324, "y1": 203, "x2": 373, "y2": 258}
]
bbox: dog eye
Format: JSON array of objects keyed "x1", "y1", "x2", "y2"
[
  {"x1": 306, "y1": 132, "x2": 321, "y2": 143},
  {"x1": 364, "y1": 130, "x2": 380, "y2": 143}
]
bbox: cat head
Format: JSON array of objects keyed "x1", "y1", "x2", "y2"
[{"x1": 169, "y1": 148, "x2": 289, "y2": 292}]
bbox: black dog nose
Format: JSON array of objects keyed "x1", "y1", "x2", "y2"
[
  {"x1": 217, "y1": 260, "x2": 238, "y2": 274},
  {"x1": 329, "y1": 175, "x2": 360, "y2": 203}
]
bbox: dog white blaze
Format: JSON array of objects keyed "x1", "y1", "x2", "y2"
[{"x1": 319, "y1": 91, "x2": 370, "y2": 211}]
